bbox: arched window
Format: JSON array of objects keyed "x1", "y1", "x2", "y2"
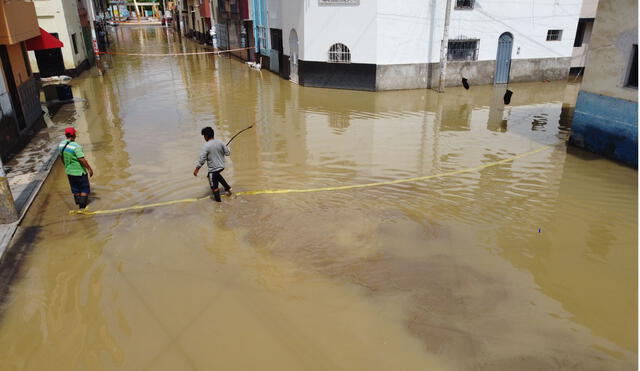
[{"x1": 328, "y1": 43, "x2": 351, "y2": 63}]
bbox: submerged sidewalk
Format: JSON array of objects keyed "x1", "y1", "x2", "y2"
[{"x1": 0, "y1": 108, "x2": 67, "y2": 260}]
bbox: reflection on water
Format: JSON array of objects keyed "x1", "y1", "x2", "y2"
[{"x1": 0, "y1": 26, "x2": 636, "y2": 370}]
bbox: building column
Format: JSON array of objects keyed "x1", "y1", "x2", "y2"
[{"x1": 0, "y1": 158, "x2": 17, "y2": 224}]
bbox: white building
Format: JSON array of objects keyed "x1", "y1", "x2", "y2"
[
  {"x1": 256, "y1": 0, "x2": 581, "y2": 91},
  {"x1": 28, "y1": 0, "x2": 92, "y2": 77}
]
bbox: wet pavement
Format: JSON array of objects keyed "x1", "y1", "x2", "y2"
[
  {"x1": 0, "y1": 106, "x2": 74, "y2": 259},
  {"x1": 0, "y1": 26, "x2": 636, "y2": 370}
]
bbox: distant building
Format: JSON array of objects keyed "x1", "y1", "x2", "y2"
[
  {"x1": 184, "y1": 0, "x2": 212, "y2": 44},
  {"x1": 250, "y1": 0, "x2": 581, "y2": 91},
  {"x1": 28, "y1": 0, "x2": 93, "y2": 77},
  {"x1": 0, "y1": 0, "x2": 45, "y2": 160},
  {"x1": 215, "y1": 0, "x2": 252, "y2": 61},
  {"x1": 570, "y1": 0, "x2": 598, "y2": 75},
  {"x1": 570, "y1": 0, "x2": 638, "y2": 167}
]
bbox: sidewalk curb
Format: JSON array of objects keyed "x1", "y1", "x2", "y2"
[{"x1": 0, "y1": 143, "x2": 60, "y2": 264}]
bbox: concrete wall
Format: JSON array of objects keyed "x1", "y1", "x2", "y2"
[
  {"x1": 377, "y1": 0, "x2": 580, "y2": 64},
  {"x1": 580, "y1": 0, "x2": 599, "y2": 18},
  {"x1": 280, "y1": 0, "x2": 304, "y2": 60},
  {"x1": 29, "y1": 0, "x2": 88, "y2": 72},
  {"x1": 376, "y1": 57, "x2": 571, "y2": 90},
  {"x1": 580, "y1": 0, "x2": 637, "y2": 102},
  {"x1": 302, "y1": 0, "x2": 377, "y2": 64}
]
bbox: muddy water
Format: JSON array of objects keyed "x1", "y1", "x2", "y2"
[{"x1": 0, "y1": 26, "x2": 636, "y2": 370}]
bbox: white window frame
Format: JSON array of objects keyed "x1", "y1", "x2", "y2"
[{"x1": 328, "y1": 43, "x2": 351, "y2": 63}]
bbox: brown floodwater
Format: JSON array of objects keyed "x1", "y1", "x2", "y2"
[{"x1": 0, "y1": 26, "x2": 636, "y2": 370}]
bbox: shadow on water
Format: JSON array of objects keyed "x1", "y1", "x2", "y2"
[{"x1": 0, "y1": 225, "x2": 43, "y2": 319}]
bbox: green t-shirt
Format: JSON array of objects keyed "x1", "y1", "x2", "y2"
[{"x1": 58, "y1": 140, "x2": 86, "y2": 176}]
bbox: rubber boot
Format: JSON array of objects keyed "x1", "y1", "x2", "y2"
[
  {"x1": 74, "y1": 195, "x2": 80, "y2": 205},
  {"x1": 78, "y1": 195, "x2": 88, "y2": 209},
  {"x1": 212, "y1": 190, "x2": 222, "y2": 202},
  {"x1": 225, "y1": 187, "x2": 232, "y2": 196}
]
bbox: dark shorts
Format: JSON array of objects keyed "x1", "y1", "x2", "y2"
[{"x1": 67, "y1": 174, "x2": 90, "y2": 194}]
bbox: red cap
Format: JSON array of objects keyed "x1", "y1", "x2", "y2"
[{"x1": 64, "y1": 127, "x2": 77, "y2": 136}]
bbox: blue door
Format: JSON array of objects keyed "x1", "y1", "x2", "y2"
[{"x1": 495, "y1": 33, "x2": 513, "y2": 84}]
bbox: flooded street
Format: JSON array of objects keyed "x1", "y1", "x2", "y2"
[{"x1": 0, "y1": 26, "x2": 636, "y2": 370}]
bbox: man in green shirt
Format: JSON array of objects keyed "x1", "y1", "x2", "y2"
[{"x1": 58, "y1": 127, "x2": 94, "y2": 209}]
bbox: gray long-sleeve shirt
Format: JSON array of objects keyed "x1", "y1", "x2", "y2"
[{"x1": 196, "y1": 139, "x2": 230, "y2": 173}]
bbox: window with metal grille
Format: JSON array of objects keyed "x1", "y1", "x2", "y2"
[
  {"x1": 546, "y1": 29, "x2": 562, "y2": 41},
  {"x1": 328, "y1": 43, "x2": 351, "y2": 63},
  {"x1": 455, "y1": 0, "x2": 474, "y2": 9},
  {"x1": 447, "y1": 39, "x2": 478, "y2": 61}
]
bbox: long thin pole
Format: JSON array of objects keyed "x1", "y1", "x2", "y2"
[
  {"x1": 209, "y1": 0, "x2": 217, "y2": 49},
  {"x1": 86, "y1": 0, "x2": 103, "y2": 76},
  {"x1": 0, "y1": 158, "x2": 18, "y2": 224},
  {"x1": 437, "y1": 0, "x2": 453, "y2": 93},
  {"x1": 226, "y1": 125, "x2": 254, "y2": 146},
  {"x1": 162, "y1": 0, "x2": 167, "y2": 26}
]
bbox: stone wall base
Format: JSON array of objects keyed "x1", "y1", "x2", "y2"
[{"x1": 375, "y1": 57, "x2": 571, "y2": 91}]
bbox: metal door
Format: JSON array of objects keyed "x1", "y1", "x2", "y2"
[
  {"x1": 494, "y1": 32, "x2": 513, "y2": 84},
  {"x1": 289, "y1": 29, "x2": 299, "y2": 84}
]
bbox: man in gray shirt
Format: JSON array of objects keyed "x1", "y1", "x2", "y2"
[{"x1": 193, "y1": 126, "x2": 231, "y2": 202}]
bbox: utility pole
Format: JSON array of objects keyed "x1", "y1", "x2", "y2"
[
  {"x1": 162, "y1": 0, "x2": 167, "y2": 27},
  {"x1": 437, "y1": 0, "x2": 453, "y2": 93},
  {"x1": 178, "y1": 0, "x2": 184, "y2": 35},
  {"x1": 133, "y1": 0, "x2": 141, "y2": 21},
  {"x1": 209, "y1": 0, "x2": 217, "y2": 49},
  {"x1": 0, "y1": 158, "x2": 18, "y2": 224},
  {"x1": 86, "y1": 0, "x2": 103, "y2": 76}
]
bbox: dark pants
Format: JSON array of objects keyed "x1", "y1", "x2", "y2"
[
  {"x1": 208, "y1": 170, "x2": 230, "y2": 192},
  {"x1": 67, "y1": 174, "x2": 90, "y2": 195}
]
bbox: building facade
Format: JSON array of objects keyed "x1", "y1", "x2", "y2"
[
  {"x1": 215, "y1": 0, "x2": 251, "y2": 60},
  {"x1": 0, "y1": 0, "x2": 45, "y2": 160},
  {"x1": 570, "y1": 0, "x2": 598, "y2": 75},
  {"x1": 28, "y1": 0, "x2": 92, "y2": 77},
  {"x1": 184, "y1": 0, "x2": 211, "y2": 43},
  {"x1": 570, "y1": 0, "x2": 638, "y2": 167},
  {"x1": 252, "y1": 0, "x2": 581, "y2": 91}
]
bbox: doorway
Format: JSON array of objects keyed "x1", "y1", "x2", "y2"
[
  {"x1": 34, "y1": 33, "x2": 65, "y2": 78},
  {"x1": 289, "y1": 29, "x2": 299, "y2": 84},
  {"x1": 494, "y1": 32, "x2": 513, "y2": 84}
]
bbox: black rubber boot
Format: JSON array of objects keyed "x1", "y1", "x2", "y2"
[
  {"x1": 78, "y1": 196, "x2": 88, "y2": 209},
  {"x1": 212, "y1": 190, "x2": 222, "y2": 202},
  {"x1": 74, "y1": 195, "x2": 80, "y2": 205}
]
